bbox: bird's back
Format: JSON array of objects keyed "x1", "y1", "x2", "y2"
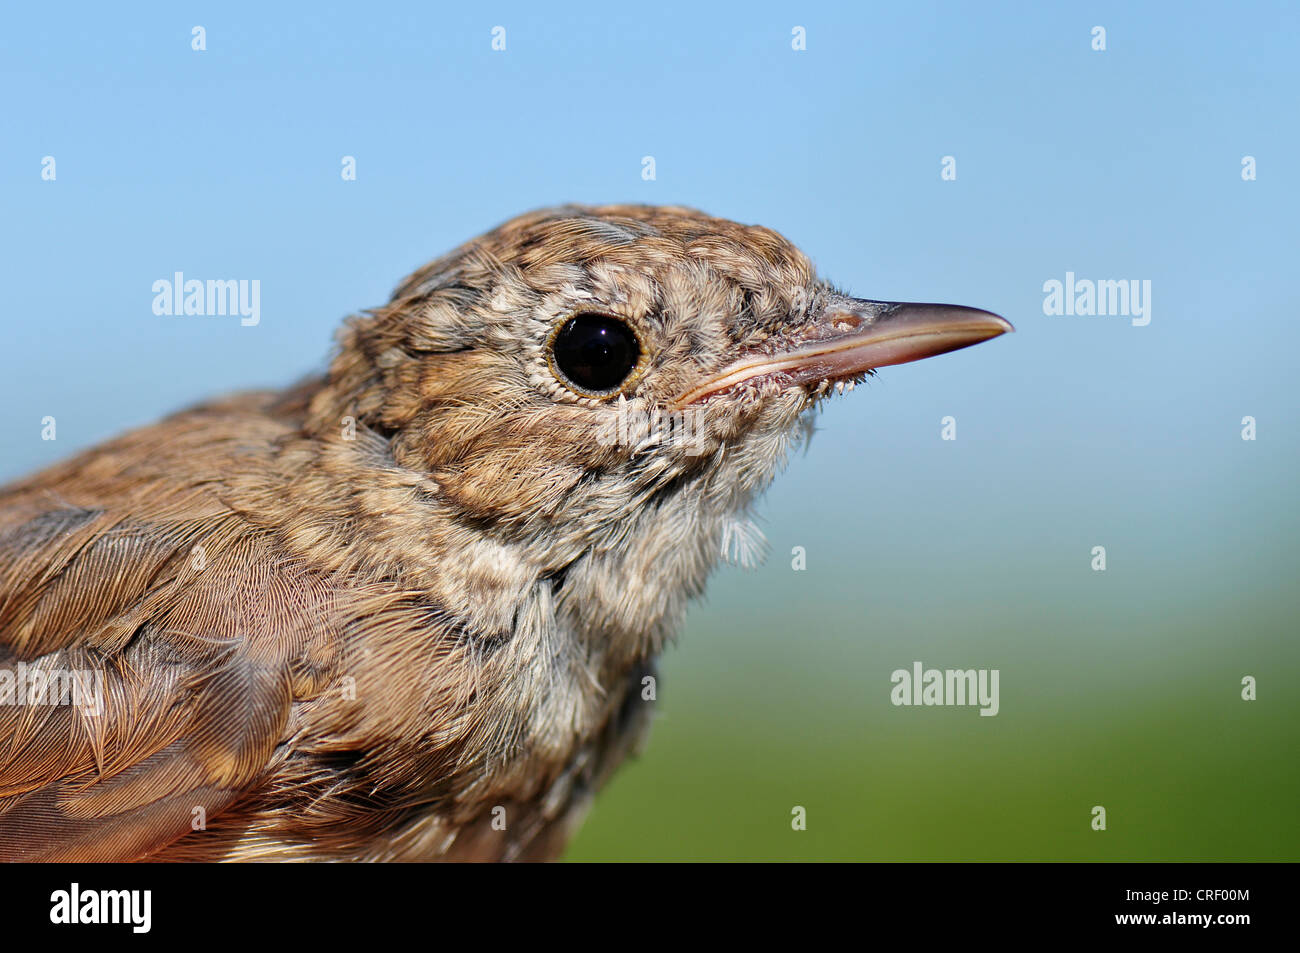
[{"x1": 0, "y1": 392, "x2": 647, "y2": 860}]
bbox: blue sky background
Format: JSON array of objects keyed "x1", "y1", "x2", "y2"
[{"x1": 2, "y1": 2, "x2": 1296, "y2": 859}]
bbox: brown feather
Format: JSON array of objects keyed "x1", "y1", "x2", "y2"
[{"x1": 0, "y1": 205, "x2": 867, "y2": 860}]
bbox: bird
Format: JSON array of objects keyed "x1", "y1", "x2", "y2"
[{"x1": 0, "y1": 204, "x2": 1010, "y2": 861}]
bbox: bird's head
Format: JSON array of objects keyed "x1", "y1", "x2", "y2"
[{"x1": 306, "y1": 204, "x2": 1010, "y2": 658}]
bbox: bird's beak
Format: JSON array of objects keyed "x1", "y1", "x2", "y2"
[{"x1": 674, "y1": 296, "x2": 1013, "y2": 408}]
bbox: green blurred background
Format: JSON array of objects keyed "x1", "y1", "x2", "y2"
[{"x1": 567, "y1": 390, "x2": 1299, "y2": 860}]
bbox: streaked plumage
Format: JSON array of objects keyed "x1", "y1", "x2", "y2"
[{"x1": 0, "y1": 205, "x2": 1009, "y2": 860}]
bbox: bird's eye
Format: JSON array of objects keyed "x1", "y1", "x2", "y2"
[{"x1": 548, "y1": 313, "x2": 641, "y2": 396}]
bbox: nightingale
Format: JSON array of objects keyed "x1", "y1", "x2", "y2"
[{"x1": 0, "y1": 205, "x2": 1010, "y2": 861}]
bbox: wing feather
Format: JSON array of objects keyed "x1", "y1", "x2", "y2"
[{"x1": 0, "y1": 406, "x2": 337, "y2": 861}]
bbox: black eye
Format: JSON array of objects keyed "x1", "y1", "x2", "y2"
[{"x1": 549, "y1": 313, "x2": 641, "y2": 395}]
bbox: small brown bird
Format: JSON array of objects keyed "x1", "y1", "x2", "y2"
[{"x1": 0, "y1": 205, "x2": 1009, "y2": 861}]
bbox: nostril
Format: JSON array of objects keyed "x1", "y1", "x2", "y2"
[{"x1": 829, "y1": 314, "x2": 862, "y2": 332}]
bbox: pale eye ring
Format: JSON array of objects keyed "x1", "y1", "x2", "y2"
[{"x1": 547, "y1": 313, "x2": 642, "y2": 397}]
